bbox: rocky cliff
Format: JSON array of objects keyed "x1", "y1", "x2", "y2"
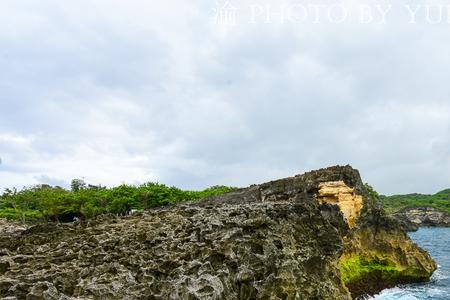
[
  {"x1": 394, "y1": 206, "x2": 450, "y2": 231},
  {"x1": 0, "y1": 166, "x2": 436, "y2": 299}
]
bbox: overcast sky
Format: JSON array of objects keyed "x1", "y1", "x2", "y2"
[{"x1": 1, "y1": 0, "x2": 450, "y2": 195}]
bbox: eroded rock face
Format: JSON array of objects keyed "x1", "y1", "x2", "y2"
[
  {"x1": 317, "y1": 181, "x2": 363, "y2": 228},
  {"x1": 340, "y1": 227, "x2": 436, "y2": 298},
  {"x1": 0, "y1": 219, "x2": 27, "y2": 236},
  {"x1": 0, "y1": 203, "x2": 349, "y2": 300},
  {"x1": 0, "y1": 166, "x2": 436, "y2": 299},
  {"x1": 394, "y1": 206, "x2": 450, "y2": 228}
]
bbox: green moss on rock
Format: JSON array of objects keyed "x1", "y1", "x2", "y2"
[
  {"x1": 340, "y1": 228, "x2": 436, "y2": 298},
  {"x1": 340, "y1": 255, "x2": 431, "y2": 285}
]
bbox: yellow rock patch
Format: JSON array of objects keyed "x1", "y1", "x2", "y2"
[{"x1": 317, "y1": 181, "x2": 363, "y2": 228}]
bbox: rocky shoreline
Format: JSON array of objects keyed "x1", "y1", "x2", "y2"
[
  {"x1": 0, "y1": 166, "x2": 436, "y2": 299},
  {"x1": 393, "y1": 207, "x2": 450, "y2": 232}
]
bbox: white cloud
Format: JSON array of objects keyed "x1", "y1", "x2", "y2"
[{"x1": 1, "y1": 0, "x2": 450, "y2": 194}]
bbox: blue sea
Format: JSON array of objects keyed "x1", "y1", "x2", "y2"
[{"x1": 372, "y1": 228, "x2": 450, "y2": 300}]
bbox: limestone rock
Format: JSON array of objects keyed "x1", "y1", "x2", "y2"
[
  {"x1": 317, "y1": 181, "x2": 363, "y2": 228},
  {"x1": 394, "y1": 206, "x2": 450, "y2": 228},
  {"x1": 0, "y1": 165, "x2": 436, "y2": 299},
  {"x1": 0, "y1": 260, "x2": 10, "y2": 275}
]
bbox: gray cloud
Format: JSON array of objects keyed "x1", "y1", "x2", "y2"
[{"x1": 1, "y1": 0, "x2": 450, "y2": 195}]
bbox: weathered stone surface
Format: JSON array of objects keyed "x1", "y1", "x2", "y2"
[
  {"x1": 394, "y1": 206, "x2": 450, "y2": 229},
  {"x1": 0, "y1": 260, "x2": 10, "y2": 275},
  {"x1": 340, "y1": 228, "x2": 436, "y2": 298},
  {"x1": 0, "y1": 165, "x2": 436, "y2": 299},
  {"x1": 394, "y1": 213, "x2": 420, "y2": 232},
  {"x1": 0, "y1": 202, "x2": 349, "y2": 299},
  {"x1": 317, "y1": 181, "x2": 363, "y2": 228}
]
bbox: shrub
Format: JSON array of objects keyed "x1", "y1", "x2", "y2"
[{"x1": 0, "y1": 180, "x2": 236, "y2": 222}]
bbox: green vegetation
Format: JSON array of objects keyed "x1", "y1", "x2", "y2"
[
  {"x1": 0, "y1": 180, "x2": 236, "y2": 222},
  {"x1": 364, "y1": 182, "x2": 450, "y2": 214},
  {"x1": 379, "y1": 189, "x2": 450, "y2": 214},
  {"x1": 364, "y1": 183, "x2": 380, "y2": 200},
  {"x1": 340, "y1": 254, "x2": 430, "y2": 286}
]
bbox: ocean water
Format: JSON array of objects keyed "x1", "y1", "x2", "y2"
[{"x1": 372, "y1": 227, "x2": 450, "y2": 300}]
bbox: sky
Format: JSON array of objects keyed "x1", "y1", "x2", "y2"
[{"x1": 1, "y1": 0, "x2": 450, "y2": 195}]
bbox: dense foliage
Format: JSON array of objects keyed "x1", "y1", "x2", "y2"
[
  {"x1": 0, "y1": 180, "x2": 236, "y2": 222},
  {"x1": 379, "y1": 189, "x2": 450, "y2": 214},
  {"x1": 364, "y1": 183, "x2": 380, "y2": 200}
]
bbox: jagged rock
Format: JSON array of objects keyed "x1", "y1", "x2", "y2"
[
  {"x1": 0, "y1": 166, "x2": 436, "y2": 299},
  {"x1": 394, "y1": 213, "x2": 420, "y2": 232},
  {"x1": 394, "y1": 206, "x2": 450, "y2": 228},
  {"x1": 0, "y1": 259, "x2": 10, "y2": 275},
  {"x1": 0, "y1": 219, "x2": 28, "y2": 235},
  {"x1": 26, "y1": 282, "x2": 60, "y2": 300}
]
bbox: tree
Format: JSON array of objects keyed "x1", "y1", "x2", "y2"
[{"x1": 71, "y1": 179, "x2": 86, "y2": 192}]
